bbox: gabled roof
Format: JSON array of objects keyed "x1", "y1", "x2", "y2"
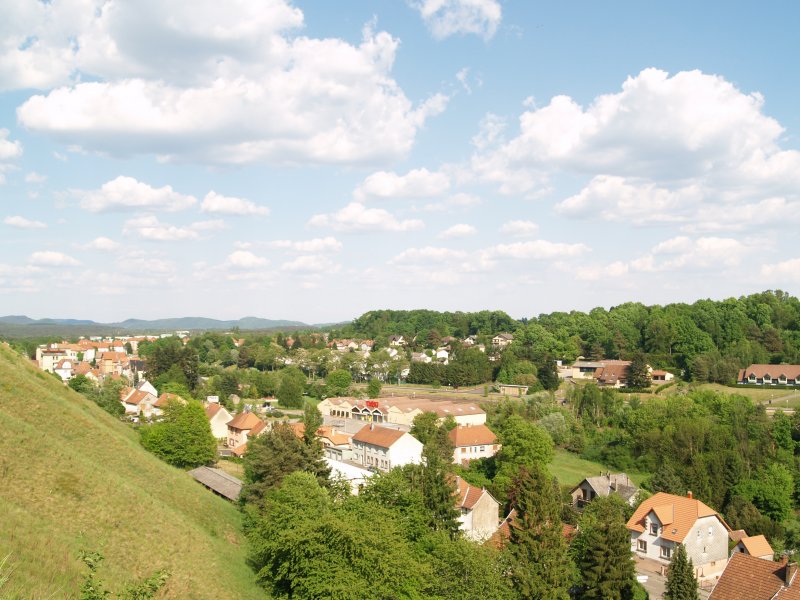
[
  {"x1": 626, "y1": 492, "x2": 727, "y2": 543},
  {"x1": 454, "y1": 476, "x2": 497, "y2": 510},
  {"x1": 709, "y1": 553, "x2": 796, "y2": 600},
  {"x1": 741, "y1": 364, "x2": 800, "y2": 380},
  {"x1": 448, "y1": 424, "x2": 498, "y2": 447},
  {"x1": 154, "y1": 393, "x2": 184, "y2": 408},
  {"x1": 740, "y1": 534, "x2": 774, "y2": 557},
  {"x1": 352, "y1": 424, "x2": 407, "y2": 448},
  {"x1": 123, "y1": 389, "x2": 155, "y2": 406},
  {"x1": 226, "y1": 411, "x2": 264, "y2": 431},
  {"x1": 573, "y1": 473, "x2": 639, "y2": 502},
  {"x1": 205, "y1": 403, "x2": 227, "y2": 419},
  {"x1": 187, "y1": 466, "x2": 242, "y2": 501}
]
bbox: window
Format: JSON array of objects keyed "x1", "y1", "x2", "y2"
[
  {"x1": 461, "y1": 447, "x2": 467, "y2": 454},
  {"x1": 650, "y1": 523, "x2": 659, "y2": 536},
  {"x1": 708, "y1": 526, "x2": 713, "y2": 537},
  {"x1": 661, "y1": 546, "x2": 672, "y2": 559},
  {"x1": 480, "y1": 446, "x2": 485, "y2": 452},
  {"x1": 637, "y1": 540, "x2": 647, "y2": 552}
]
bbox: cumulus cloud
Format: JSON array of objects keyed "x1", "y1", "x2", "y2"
[
  {"x1": 354, "y1": 168, "x2": 450, "y2": 201},
  {"x1": 78, "y1": 176, "x2": 197, "y2": 212},
  {"x1": 267, "y1": 237, "x2": 343, "y2": 253},
  {"x1": 0, "y1": 129, "x2": 22, "y2": 160},
  {"x1": 308, "y1": 202, "x2": 424, "y2": 232},
  {"x1": 761, "y1": 258, "x2": 800, "y2": 283},
  {"x1": 29, "y1": 250, "x2": 80, "y2": 267},
  {"x1": 437, "y1": 223, "x2": 476, "y2": 238},
  {"x1": 4, "y1": 215, "x2": 46, "y2": 229},
  {"x1": 11, "y1": 3, "x2": 448, "y2": 165},
  {"x1": 227, "y1": 250, "x2": 268, "y2": 269},
  {"x1": 483, "y1": 240, "x2": 590, "y2": 260},
  {"x1": 499, "y1": 220, "x2": 538, "y2": 236},
  {"x1": 411, "y1": 0, "x2": 502, "y2": 40},
  {"x1": 391, "y1": 246, "x2": 468, "y2": 264},
  {"x1": 83, "y1": 236, "x2": 120, "y2": 251},
  {"x1": 122, "y1": 215, "x2": 222, "y2": 241},
  {"x1": 201, "y1": 191, "x2": 269, "y2": 216},
  {"x1": 281, "y1": 255, "x2": 337, "y2": 273},
  {"x1": 24, "y1": 171, "x2": 46, "y2": 183}
]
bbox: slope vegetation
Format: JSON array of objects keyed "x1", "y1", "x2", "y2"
[{"x1": 0, "y1": 344, "x2": 263, "y2": 599}]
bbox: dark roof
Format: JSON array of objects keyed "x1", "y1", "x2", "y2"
[
  {"x1": 710, "y1": 553, "x2": 797, "y2": 600},
  {"x1": 187, "y1": 466, "x2": 242, "y2": 501}
]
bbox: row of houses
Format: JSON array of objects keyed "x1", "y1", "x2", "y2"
[
  {"x1": 738, "y1": 364, "x2": 800, "y2": 386},
  {"x1": 317, "y1": 395, "x2": 487, "y2": 428},
  {"x1": 559, "y1": 358, "x2": 674, "y2": 388}
]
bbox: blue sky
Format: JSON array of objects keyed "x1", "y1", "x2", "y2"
[{"x1": 1, "y1": 0, "x2": 799, "y2": 323}]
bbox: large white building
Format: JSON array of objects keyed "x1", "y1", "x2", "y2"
[
  {"x1": 318, "y1": 396, "x2": 486, "y2": 428},
  {"x1": 351, "y1": 424, "x2": 423, "y2": 472}
]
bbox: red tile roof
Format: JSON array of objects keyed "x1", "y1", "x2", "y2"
[
  {"x1": 227, "y1": 412, "x2": 264, "y2": 431},
  {"x1": 627, "y1": 492, "x2": 727, "y2": 543},
  {"x1": 352, "y1": 424, "x2": 407, "y2": 448},
  {"x1": 448, "y1": 424, "x2": 498, "y2": 447},
  {"x1": 710, "y1": 553, "x2": 796, "y2": 600}
]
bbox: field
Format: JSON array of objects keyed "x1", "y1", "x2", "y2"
[
  {"x1": 0, "y1": 344, "x2": 264, "y2": 599},
  {"x1": 548, "y1": 449, "x2": 649, "y2": 488}
]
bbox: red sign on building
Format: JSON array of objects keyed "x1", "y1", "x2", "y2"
[{"x1": 365, "y1": 400, "x2": 379, "y2": 408}]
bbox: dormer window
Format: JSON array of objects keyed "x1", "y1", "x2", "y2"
[{"x1": 650, "y1": 523, "x2": 659, "y2": 535}]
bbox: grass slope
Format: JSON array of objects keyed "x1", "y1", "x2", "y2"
[
  {"x1": 0, "y1": 344, "x2": 264, "y2": 599},
  {"x1": 548, "y1": 449, "x2": 649, "y2": 488}
]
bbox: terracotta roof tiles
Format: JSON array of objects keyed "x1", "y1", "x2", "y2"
[
  {"x1": 352, "y1": 424, "x2": 406, "y2": 448},
  {"x1": 710, "y1": 553, "x2": 795, "y2": 600},
  {"x1": 627, "y1": 492, "x2": 727, "y2": 543}
]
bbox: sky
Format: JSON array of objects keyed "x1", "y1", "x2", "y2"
[{"x1": 1, "y1": 0, "x2": 799, "y2": 324}]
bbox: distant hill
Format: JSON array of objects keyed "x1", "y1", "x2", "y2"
[
  {"x1": 0, "y1": 314, "x2": 311, "y2": 337},
  {"x1": 0, "y1": 344, "x2": 263, "y2": 599}
]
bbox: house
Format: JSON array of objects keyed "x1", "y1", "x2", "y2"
[
  {"x1": 738, "y1": 364, "x2": 800, "y2": 386},
  {"x1": 53, "y1": 358, "x2": 76, "y2": 382},
  {"x1": 388, "y1": 335, "x2": 406, "y2": 347},
  {"x1": 411, "y1": 352, "x2": 432, "y2": 364},
  {"x1": 627, "y1": 491, "x2": 731, "y2": 582},
  {"x1": 454, "y1": 476, "x2": 500, "y2": 542},
  {"x1": 121, "y1": 388, "x2": 157, "y2": 418},
  {"x1": 497, "y1": 383, "x2": 529, "y2": 397},
  {"x1": 226, "y1": 412, "x2": 268, "y2": 450},
  {"x1": 448, "y1": 425, "x2": 500, "y2": 465},
  {"x1": 317, "y1": 426, "x2": 354, "y2": 461},
  {"x1": 435, "y1": 349, "x2": 449, "y2": 364},
  {"x1": 595, "y1": 360, "x2": 633, "y2": 388},
  {"x1": 732, "y1": 534, "x2": 774, "y2": 561},
  {"x1": 137, "y1": 380, "x2": 158, "y2": 397},
  {"x1": 491, "y1": 333, "x2": 514, "y2": 348},
  {"x1": 152, "y1": 392, "x2": 184, "y2": 418},
  {"x1": 351, "y1": 424, "x2": 423, "y2": 472},
  {"x1": 709, "y1": 552, "x2": 798, "y2": 599},
  {"x1": 318, "y1": 396, "x2": 487, "y2": 427},
  {"x1": 571, "y1": 472, "x2": 639, "y2": 509},
  {"x1": 206, "y1": 403, "x2": 233, "y2": 439},
  {"x1": 324, "y1": 457, "x2": 373, "y2": 494},
  {"x1": 651, "y1": 370, "x2": 675, "y2": 383}
]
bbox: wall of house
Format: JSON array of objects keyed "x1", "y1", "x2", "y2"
[
  {"x1": 464, "y1": 492, "x2": 500, "y2": 542},
  {"x1": 387, "y1": 435, "x2": 423, "y2": 469},
  {"x1": 453, "y1": 443, "x2": 499, "y2": 465},
  {"x1": 630, "y1": 513, "x2": 676, "y2": 563},
  {"x1": 209, "y1": 412, "x2": 231, "y2": 439},
  {"x1": 685, "y1": 515, "x2": 729, "y2": 579}
]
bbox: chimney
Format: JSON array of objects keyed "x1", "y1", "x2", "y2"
[
  {"x1": 687, "y1": 491, "x2": 693, "y2": 499},
  {"x1": 785, "y1": 562, "x2": 797, "y2": 586}
]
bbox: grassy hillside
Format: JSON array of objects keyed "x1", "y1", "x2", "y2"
[{"x1": 0, "y1": 344, "x2": 264, "y2": 599}]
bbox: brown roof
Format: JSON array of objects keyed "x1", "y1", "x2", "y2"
[
  {"x1": 729, "y1": 529, "x2": 748, "y2": 543},
  {"x1": 327, "y1": 396, "x2": 486, "y2": 419},
  {"x1": 317, "y1": 426, "x2": 352, "y2": 446},
  {"x1": 448, "y1": 425, "x2": 498, "y2": 447},
  {"x1": 595, "y1": 361, "x2": 631, "y2": 385},
  {"x1": 710, "y1": 553, "x2": 796, "y2": 600},
  {"x1": 123, "y1": 389, "x2": 155, "y2": 406},
  {"x1": 205, "y1": 403, "x2": 223, "y2": 418},
  {"x1": 740, "y1": 535, "x2": 774, "y2": 558},
  {"x1": 454, "y1": 476, "x2": 496, "y2": 510},
  {"x1": 74, "y1": 362, "x2": 92, "y2": 375},
  {"x1": 352, "y1": 424, "x2": 407, "y2": 448},
  {"x1": 627, "y1": 492, "x2": 727, "y2": 543},
  {"x1": 740, "y1": 364, "x2": 800, "y2": 380},
  {"x1": 226, "y1": 412, "x2": 264, "y2": 431},
  {"x1": 232, "y1": 443, "x2": 248, "y2": 457},
  {"x1": 187, "y1": 466, "x2": 242, "y2": 501},
  {"x1": 487, "y1": 508, "x2": 574, "y2": 549}
]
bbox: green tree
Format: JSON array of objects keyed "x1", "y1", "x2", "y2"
[
  {"x1": 68, "y1": 374, "x2": 95, "y2": 395},
  {"x1": 139, "y1": 400, "x2": 216, "y2": 468},
  {"x1": 277, "y1": 375, "x2": 303, "y2": 408},
  {"x1": 505, "y1": 464, "x2": 574, "y2": 599},
  {"x1": 420, "y1": 440, "x2": 460, "y2": 537},
  {"x1": 325, "y1": 368, "x2": 352, "y2": 396},
  {"x1": 366, "y1": 378, "x2": 382, "y2": 398},
  {"x1": 573, "y1": 496, "x2": 638, "y2": 600},
  {"x1": 535, "y1": 356, "x2": 560, "y2": 391},
  {"x1": 626, "y1": 351, "x2": 651, "y2": 389},
  {"x1": 664, "y1": 543, "x2": 699, "y2": 600},
  {"x1": 733, "y1": 462, "x2": 794, "y2": 522},
  {"x1": 493, "y1": 415, "x2": 555, "y2": 500}
]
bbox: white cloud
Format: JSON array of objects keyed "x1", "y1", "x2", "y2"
[
  {"x1": 499, "y1": 220, "x2": 539, "y2": 236},
  {"x1": 83, "y1": 236, "x2": 120, "y2": 251},
  {"x1": 227, "y1": 250, "x2": 269, "y2": 269},
  {"x1": 267, "y1": 237, "x2": 343, "y2": 253},
  {"x1": 200, "y1": 191, "x2": 269, "y2": 216},
  {"x1": 24, "y1": 171, "x2": 46, "y2": 184},
  {"x1": 438, "y1": 223, "x2": 476, "y2": 238},
  {"x1": 354, "y1": 168, "x2": 451, "y2": 201},
  {"x1": 761, "y1": 258, "x2": 800, "y2": 283},
  {"x1": 574, "y1": 261, "x2": 630, "y2": 282},
  {"x1": 308, "y1": 202, "x2": 424, "y2": 232},
  {"x1": 281, "y1": 255, "x2": 337, "y2": 273},
  {"x1": 13, "y1": 6, "x2": 448, "y2": 165},
  {"x1": 484, "y1": 240, "x2": 590, "y2": 260},
  {"x1": 422, "y1": 192, "x2": 481, "y2": 212},
  {"x1": 0, "y1": 129, "x2": 22, "y2": 160},
  {"x1": 78, "y1": 176, "x2": 197, "y2": 212},
  {"x1": 4, "y1": 215, "x2": 46, "y2": 229},
  {"x1": 391, "y1": 246, "x2": 467, "y2": 264},
  {"x1": 29, "y1": 251, "x2": 80, "y2": 267},
  {"x1": 122, "y1": 215, "x2": 220, "y2": 241},
  {"x1": 411, "y1": 0, "x2": 502, "y2": 40}
]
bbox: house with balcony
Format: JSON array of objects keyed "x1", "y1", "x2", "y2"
[{"x1": 627, "y1": 491, "x2": 731, "y2": 583}]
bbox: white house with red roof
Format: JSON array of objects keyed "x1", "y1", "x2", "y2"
[
  {"x1": 205, "y1": 403, "x2": 233, "y2": 439},
  {"x1": 226, "y1": 412, "x2": 268, "y2": 450},
  {"x1": 627, "y1": 491, "x2": 731, "y2": 582},
  {"x1": 738, "y1": 364, "x2": 800, "y2": 386},
  {"x1": 448, "y1": 424, "x2": 500, "y2": 465},
  {"x1": 454, "y1": 476, "x2": 500, "y2": 541},
  {"x1": 121, "y1": 388, "x2": 157, "y2": 418},
  {"x1": 351, "y1": 424, "x2": 422, "y2": 472}
]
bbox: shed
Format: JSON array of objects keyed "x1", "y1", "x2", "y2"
[{"x1": 188, "y1": 466, "x2": 242, "y2": 501}]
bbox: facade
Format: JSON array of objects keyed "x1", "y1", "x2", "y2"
[
  {"x1": 454, "y1": 476, "x2": 500, "y2": 541},
  {"x1": 570, "y1": 472, "x2": 639, "y2": 509},
  {"x1": 121, "y1": 389, "x2": 157, "y2": 418},
  {"x1": 651, "y1": 370, "x2": 675, "y2": 383},
  {"x1": 205, "y1": 403, "x2": 233, "y2": 439},
  {"x1": 226, "y1": 411, "x2": 267, "y2": 450},
  {"x1": 627, "y1": 491, "x2": 730, "y2": 582},
  {"x1": 497, "y1": 383, "x2": 529, "y2": 397},
  {"x1": 738, "y1": 364, "x2": 800, "y2": 386},
  {"x1": 318, "y1": 396, "x2": 486, "y2": 427},
  {"x1": 491, "y1": 333, "x2": 514, "y2": 348},
  {"x1": 351, "y1": 424, "x2": 422, "y2": 472},
  {"x1": 733, "y1": 534, "x2": 774, "y2": 561},
  {"x1": 448, "y1": 425, "x2": 500, "y2": 465}
]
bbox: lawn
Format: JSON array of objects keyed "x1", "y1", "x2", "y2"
[{"x1": 548, "y1": 449, "x2": 649, "y2": 488}]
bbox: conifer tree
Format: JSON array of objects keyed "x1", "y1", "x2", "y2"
[
  {"x1": 420, "y1": 440, "x2": 460, "y2": 537},
  {"x1": 664, "y1": 544, "x2": 699, "y2": 600},
  {"x1": 573, "y1": 496, "x2": 638, "y2": 600},
  {"x1": 505, "y1": 464, "x2": 574, "y2": 599}
]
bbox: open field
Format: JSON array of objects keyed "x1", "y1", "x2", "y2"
[
  {"x1": 0, "y1": 343, "x2": 264, "y2": 599},
  {"x1": 548, "y1": 449, "x2": 649, "y2": 488}
]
